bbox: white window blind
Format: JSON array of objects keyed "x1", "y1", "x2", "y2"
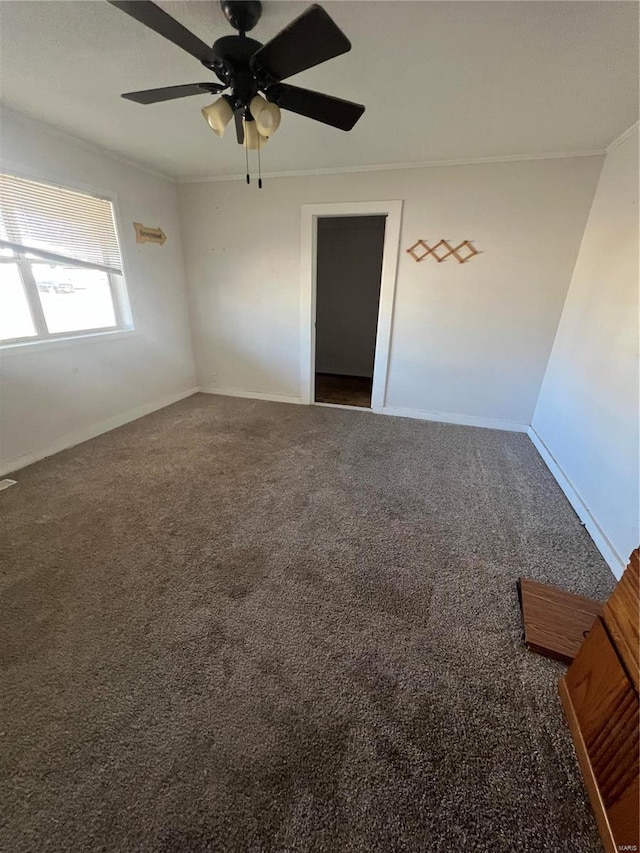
[{"x1": 0, "y1": 173, "x2": 123, "y2": 275}]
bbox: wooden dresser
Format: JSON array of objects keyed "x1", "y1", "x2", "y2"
[{"x1": 559, "y1": 549, "x2": 639, "y2": 853}]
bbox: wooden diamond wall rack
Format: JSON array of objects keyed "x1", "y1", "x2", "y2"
[{"x1": 407, "y1": 239, "x2": 479, "y2": 264}]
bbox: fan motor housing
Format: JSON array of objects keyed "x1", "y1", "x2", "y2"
[
  {"x1": 208, "y1": 35, "x2": 264, "y2": 108},
  {"x1": 211, "y1": 35, "x2": 262, "y2": 66}
]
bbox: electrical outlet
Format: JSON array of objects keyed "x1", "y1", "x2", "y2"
[{"x1": 211, "y1": 374, "x2": 219, "y2": 385}]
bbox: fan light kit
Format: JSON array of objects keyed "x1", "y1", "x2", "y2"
[{"x1": 109, "y1": 0, "x2": 365, "y2": 187}]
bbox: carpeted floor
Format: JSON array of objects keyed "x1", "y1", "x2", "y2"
[{"x1": 1, "y1": 394, "x2": 615, "y2": 852}]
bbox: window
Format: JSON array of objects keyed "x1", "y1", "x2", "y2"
[{"x1": 0, "y1": 173, "x2": 132, "y2": 345}]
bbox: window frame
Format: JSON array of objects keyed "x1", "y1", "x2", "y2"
[{"x1": 0, "y1": 167, "x2": 135, "y2": 349}]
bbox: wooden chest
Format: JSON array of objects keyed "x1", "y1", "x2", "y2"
[{"x1": 559, "y1": 549, "x2": 639, "y2": 853}]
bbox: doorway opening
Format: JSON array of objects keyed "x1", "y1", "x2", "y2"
[
  {"x1": 314, "y1": 215, "x2": 387, "y2": 409},
  {"x1": 300, "y1": 200, "x2": 403, "y2": 410}
]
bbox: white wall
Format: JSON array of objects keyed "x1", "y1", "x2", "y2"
[
  {"x1": 179, "y1": 155, "x2": 602, "y2": 427},
  {"x1": 531, "y1": 126, "x2": 639, "y2": 578},
  {"x1": 0, "y1": 110, "x2": 196, "y2": 474},
  {"x1": 315, "y1": 216, "x2": 385, "y2": 378}
]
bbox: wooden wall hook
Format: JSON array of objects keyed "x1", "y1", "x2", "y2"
[{"x1": 406, "y1": 239, "x2": 480, "y2": 264}]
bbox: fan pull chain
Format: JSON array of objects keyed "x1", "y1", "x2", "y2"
[
  {"x1": 245, "y1": 133, "x2": 250, "y2": 185},
  {"x1": 257, "y1": 134, "x2": 263, "y2": 189}
]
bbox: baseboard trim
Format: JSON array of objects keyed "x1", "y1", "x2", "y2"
[
  {"x1": 527, "y1": 427, "x2": 624, "y2": 579},
  {"x1": 199, "y1": 386, "x2": 303, "y2": 405},
  {"x1": 200, "y1": 390, "x2": 527, "y2": 432},
  {"x1": 0, "y1": 387, "x2": 199, "y2": 477},
  {"x1": 381, "y1": 405, "x2": 528, "y2": 433}
]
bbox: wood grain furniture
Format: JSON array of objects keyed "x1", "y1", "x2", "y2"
[
  {"x1": 559, "y1": 549, "x2": 639, "y2": 853},
  {"x1": 518, "y1": 577, "x2": 603, "y2": 663}
]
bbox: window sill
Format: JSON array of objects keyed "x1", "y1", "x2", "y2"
[{"x1": 0, "y1": 327, "x2": 139, "y2": 357}]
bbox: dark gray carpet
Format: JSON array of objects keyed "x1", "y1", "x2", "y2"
[{"x1": 1, "y1": 394, "x2": 615, "y2": 852}]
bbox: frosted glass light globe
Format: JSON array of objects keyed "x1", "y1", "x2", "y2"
[{"x1": 249, "y1": 95, "x2": 281, "y2": 138}]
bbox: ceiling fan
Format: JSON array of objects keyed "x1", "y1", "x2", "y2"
[{"x1": 108, "y1": 0, "x2": 365, "y2": 160}]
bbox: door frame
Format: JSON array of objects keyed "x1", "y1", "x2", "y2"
[{"x1": 299, "y1": 200, "x2": 403, "y2": 410}]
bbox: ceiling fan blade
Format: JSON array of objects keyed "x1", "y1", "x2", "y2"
[
  {"x1": 108, "y1": 1, "x2": 214, "y2": 64},
  {"x1": 122, "y1": 83, "x2": 225, "y2": 104},
  {"x1": 251, "y1": 4, "x2": 351, "y2": 82},
  {"x1": 234, "y1": 109, "x2": 245, "y2": 145},
  {"x1": 266, "y1": 84, "x2": 364, "y2": 131}
]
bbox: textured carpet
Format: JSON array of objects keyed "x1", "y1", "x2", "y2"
[
  {"x1": 315, "y1": 374, "x2": 373, "y2": 408},
  {"x1": 1, "y1": 394, "x2": 615, "y2": 852}
]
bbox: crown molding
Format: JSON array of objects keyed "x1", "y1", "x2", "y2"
[
  {"x1": 177, "y1": 148, "x2": 605, "y2": 184},
  {"x1": 0, "y1": 105, "x2": 614, "y2": 186},
  {"x1": 606, "y1": 120, "x2": 639, "y2": 153},
  {"x1": 0, "y1": 106, "x2": 177, "y2": 184}
]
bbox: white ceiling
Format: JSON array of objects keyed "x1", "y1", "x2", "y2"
[{"x1": 0, "y1": 1, "x2": 638, "y2": 180}]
